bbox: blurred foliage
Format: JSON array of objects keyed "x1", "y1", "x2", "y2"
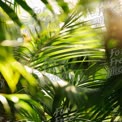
[{"x1": 0, "y1": 0, "x2": 122, "y2": 122}]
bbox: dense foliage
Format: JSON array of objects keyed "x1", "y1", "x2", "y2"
[{"x1": 0, "y1": 0, "x2": 122, "y2": 122}]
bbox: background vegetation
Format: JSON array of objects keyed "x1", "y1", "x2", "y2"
[{"x1": 0, "y1": 0, "x2": 122, "y2": 121}]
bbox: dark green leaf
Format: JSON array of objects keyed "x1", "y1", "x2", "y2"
[{"x1": 0, "y1": 0, "x2": 22, "y2": 26}]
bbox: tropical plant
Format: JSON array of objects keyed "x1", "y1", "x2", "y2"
[{"x1": 0, "y1": 0, "x2": 122, "y2": 122}]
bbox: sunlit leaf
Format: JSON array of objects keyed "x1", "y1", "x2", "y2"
[{"x1": 0, "y1": 94, "x2": 11, "y2": 114}]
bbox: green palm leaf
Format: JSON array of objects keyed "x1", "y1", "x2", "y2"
[{"x1": 0, "y1": 0, "x2": 22, "y2": 26}]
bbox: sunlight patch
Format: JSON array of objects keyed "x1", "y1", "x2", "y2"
[
  {"x1": 11, "y1": 96, "x2": 19, "y2": 103},
  {"x1": 65, "y1": 85, "x2": 77, "y2": 93}
]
